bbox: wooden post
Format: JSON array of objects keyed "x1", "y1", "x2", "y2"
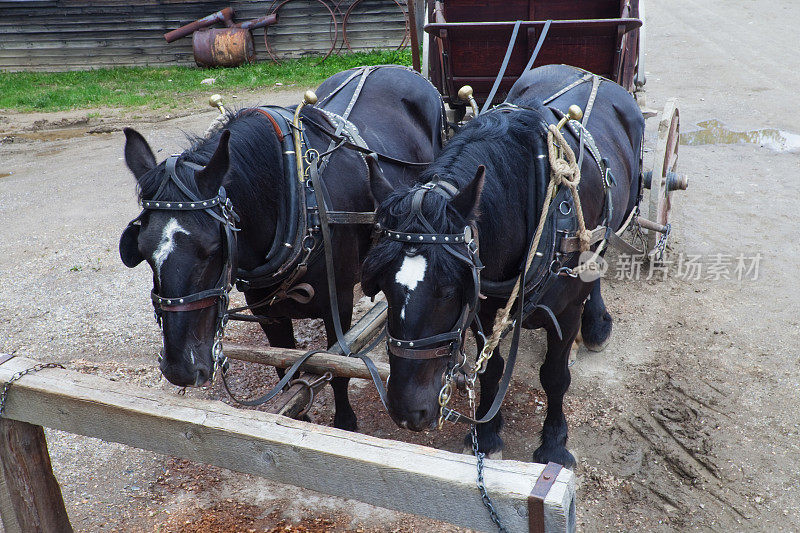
[
  {"x1": 265, "y1": 300, "x2": 388, "y2": 419},
  {"x1": 0, "y1": 357, "x2": 576, "y2": 532},
  {"x1": 225, "y1": 344, "x2": 390, "y2": 381},
  {"x1": 0, "y1": 419, "x2": 72, "y2": 533},
  {"x1": 407, "y1": 0, "x2": 421, "y2": 72}
]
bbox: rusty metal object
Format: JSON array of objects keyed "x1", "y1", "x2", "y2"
[
  {"x1": 164, "y1": 7, "x2": 235, "y2": 43},
  {"x1": 528, "y1": 461, "x2": 564, "y2": 533},
  {"x1": 166, "y1": 10, "x2": 277, "y2": 68},
  {"x1": 264, "y1": 0, "x2": 338, "y2": 63},
  {"x1": 193, "y1": 28, "x2": 255, "y2": 68},
  {"x1": 238, "y1": 13, "x2": 278, "y2": 31},
  {"x1": 342, "y1": 0, "x2": 409, "y2": 52}
]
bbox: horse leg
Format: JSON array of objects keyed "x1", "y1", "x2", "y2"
[
  {"x1": 461, "y1": 313, "x2": 504, "y2": 458},
  {"x1": 580, "y1": 278, "x2": 613, "y2": 352},
  {"x1": 532, "y1": 300, "x2": 582, "y2": 468},
  {"x1": 462, "y1": 347, "x2": 505, "y2": 459},
  {"x1": 261, "y1": 317, "x2": 296, "y2": 380},
  {"x1": 323, "y1": 291, "x2": 358, "y2": 432}
]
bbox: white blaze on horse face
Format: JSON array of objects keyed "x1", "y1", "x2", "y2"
[
  {"x1": 395, "y1": 255, "x2": 427, "y2": 320},
  {"x1": 153, "y1": 218, "x2": 190, "y2": 281}
]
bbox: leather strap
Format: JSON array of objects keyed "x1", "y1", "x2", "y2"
[
  {"x1": 606, "y1": 229, "x2": 644, "y2": 255},
  {"x1": 245, "y1": 108, "x2": 285, "y2": 141},
  {"x1": 325, "y1": 211, "x2": 377, "y2": 225},
  {"x1": 523, "y1": 19, "x2": 552, "y2": 73},
  {"x1": 481, "y1": 20, "x2": 522, "y2": 114},
  {"x1": 309, "y1": 159, "x2": 352, "y2": 355},
  {"x1": 159, "y1": 296, "x2": 220, "y2": 312},
  {"x1": 302, "y1": 115, "x2": 432, "y2": 168},
  {"x1": 388, "y1": 344, "x2": 453, "y2": 360},
  {"x1": 560, "y1": 225, "x2": 606, "y2": 253}
]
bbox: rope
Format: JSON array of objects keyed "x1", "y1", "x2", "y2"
[
  {"x1": 204, "y1": 113, "x2": 228, "y2": 138},
  {"x1": 480, "y1": 124, "x2": 595, "y2": 359}
]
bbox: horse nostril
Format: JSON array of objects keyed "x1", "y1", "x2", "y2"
[
  {"x1": 407, "y1": 409, "x2": 430, "y2": 429},
  {"x1": 194, "y1": 368, "x2": 209, "y2": 387}
]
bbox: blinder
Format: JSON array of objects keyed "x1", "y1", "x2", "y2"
[
  {"x1": 380, "y1": 177, "x2": 483, "y2": 365},
  {"x1": 121, "y1": 154, "x2": 240, "y2": 379}
]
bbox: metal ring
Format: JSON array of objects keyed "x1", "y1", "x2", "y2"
[
  {"x1": 559, "y1": 200, "x2": 572, "y2": 215},
  {"x1": 302, "y1": 234, "x2": 316, "y2": 251}
]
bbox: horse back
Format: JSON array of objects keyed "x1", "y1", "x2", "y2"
[
  {"x1": 315, "y1": 66, "x2": 445, "y2": 186},
  {"x1": 507, "y1": 64, "x2": 644, "y2": 226}
]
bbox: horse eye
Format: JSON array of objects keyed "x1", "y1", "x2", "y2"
[
  {"x1": 197, "y1": 245, "x2": 220, "y2": 260},
  {"x1": 436, "y1": 285, "x2": 457, "y2": 300}
]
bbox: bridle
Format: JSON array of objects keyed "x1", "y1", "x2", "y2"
[
  {"x1": 379, "y1": 177, "x2": 483, "y2": 366},
  {"x1": 123, "y1": 155, "x2": 240, "y2": 379}
]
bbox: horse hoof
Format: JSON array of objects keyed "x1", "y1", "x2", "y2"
[
  {"x1": 334, "y1": 413, "x2": 358, "y2": 432},
  {"x1": 583, "y1": 336, "x2": 611, "y2": 352},
  {"x1": 581, "y1": 311, "x2": 612, "y2": 352},
  {"x1": 462, "y1": 446, "x2": 503, "y2": 460},
  {"x1": 533, "y1": 446, "x2": 576, "y2": 469}
]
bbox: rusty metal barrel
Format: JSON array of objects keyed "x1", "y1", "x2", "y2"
[
  {"x1": 191, "y1": 14, "x2": 277, "y2": 68},
  {"x1": 193, "y1": 28, "x2": 255, "y2": 67}
]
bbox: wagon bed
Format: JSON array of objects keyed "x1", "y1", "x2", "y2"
[{"x1": 425, "y1": 0, "x2": 643, "y2": 107}]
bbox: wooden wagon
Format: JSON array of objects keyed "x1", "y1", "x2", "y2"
[{"x1": 419, "y1": 0, "x2": 687, "y2": 253}]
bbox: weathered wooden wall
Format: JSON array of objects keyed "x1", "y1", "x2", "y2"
[{"x1": 0, "y1": 0, "x2": 408, "y2": 71}]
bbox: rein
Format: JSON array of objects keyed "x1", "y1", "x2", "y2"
[{"x1": 214, "y1": 67, "x2": 438, "y2": 407}]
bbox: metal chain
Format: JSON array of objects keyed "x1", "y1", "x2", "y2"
[
  {"x1": 0, "y1": 362, "x2": 64, "y2": 418},
  {"x1": 466, "y1": 367, "x2": 507, "y2": 533},
  {"x1": 651, "y1": 222, "x2": 672, "y2": 262},
  {"x1": 471, "y1": 426, "x2": 507, "y2": 532},
  {"x1": 437, "y1": 347, "x2": 468, "y2": 428}
]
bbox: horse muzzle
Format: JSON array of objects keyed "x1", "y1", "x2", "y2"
[{"x1": 158, "y1": 348, "x2": 212, "y2": 387}]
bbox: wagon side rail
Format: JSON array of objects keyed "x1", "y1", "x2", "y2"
[{"x1": 425, "y1": 18, "x2": 643, "y2": 106}]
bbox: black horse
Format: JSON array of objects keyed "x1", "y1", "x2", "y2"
[
  {"x1": 362, "y1": 64, "x2": 644, "y2": 466},
  {"x1": 119, "y1": 66, "x2": 444, "y2": 431}
]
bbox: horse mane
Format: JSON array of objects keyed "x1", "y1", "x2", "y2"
[
  {"x1": 363, "y1": 101, "x2": 551, "y2": 290},
  {"x1": 135, "y1": 110, "x2": 284, "y2": 223}
]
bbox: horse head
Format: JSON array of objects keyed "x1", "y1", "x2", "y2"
[
  {"x1": 362, "y1": 157, "x2": 485, "y2": 430},
  {"x1": 120, "y1": 127, "x2": 235, "y2": 387}
]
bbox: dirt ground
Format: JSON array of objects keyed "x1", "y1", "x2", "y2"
[{"x1": 2, "y1": 1, "x2": 799, "y2": 531}]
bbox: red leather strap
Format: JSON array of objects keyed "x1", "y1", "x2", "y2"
[
  {"x1": 160, "y1": 296, "x2": 219, "y2": 312},
  {"x1": 246, "y1": 108, "x2": 284, "y2": 141},
  {"x1": 387, "y1": 344, "x2": 452, "y2": 360}
]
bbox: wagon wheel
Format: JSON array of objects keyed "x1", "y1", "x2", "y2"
[{"x1": 645, "y1": 98, "x2": 683, "y2": 255}]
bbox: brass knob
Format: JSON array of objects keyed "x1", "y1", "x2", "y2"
[
  {"x1": 457, "y1": 85, "x2": 474, "y2": 101},
  {"x1": 303, "y1": 90, "x2": 318, "y2": 105},
  {"x1": 457, "y1": 85, "x2": 480, "y2": 117},
  {"x1": 209, "y1": 94, "x2": 225, "y2": 114},
  {"x1": 568, "y1": 105, "x2": 584, "y2": 122}
]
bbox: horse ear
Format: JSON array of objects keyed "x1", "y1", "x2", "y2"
[
  {"x1": 450, "y1": 165, "x2": 485, "y2": 220},
  {"x1": 196, "y1": 130, "x2": 231, "y2": 197},
  {"x1": 361, "y1": 274, "x2": 380, "y2": 298},
  {"x1": 123, "y1": 128, "x2": 156, "y2": 180},
  {"x1": 119, "y1": 223, "x2": 144, "y2": 268},
  {"x1": 367, "y1": 153, "x2": 394, "y2": 205}
]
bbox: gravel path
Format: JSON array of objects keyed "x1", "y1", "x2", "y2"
[{"x1": 1, "y1": 1, "x2": 799, "y2": 531}]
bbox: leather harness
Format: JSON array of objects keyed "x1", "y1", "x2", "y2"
[{"x1": 376, "y1": 78, "x2": 619, "y2": 427}]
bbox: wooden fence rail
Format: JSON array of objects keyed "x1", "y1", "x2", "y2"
[{"x1": 0, "y1": 355, "x2": 575, "y2": 532}]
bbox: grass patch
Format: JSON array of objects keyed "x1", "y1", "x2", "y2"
[{"x1": 0, "y1": 49, "x2": 412, "y2": 112}]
